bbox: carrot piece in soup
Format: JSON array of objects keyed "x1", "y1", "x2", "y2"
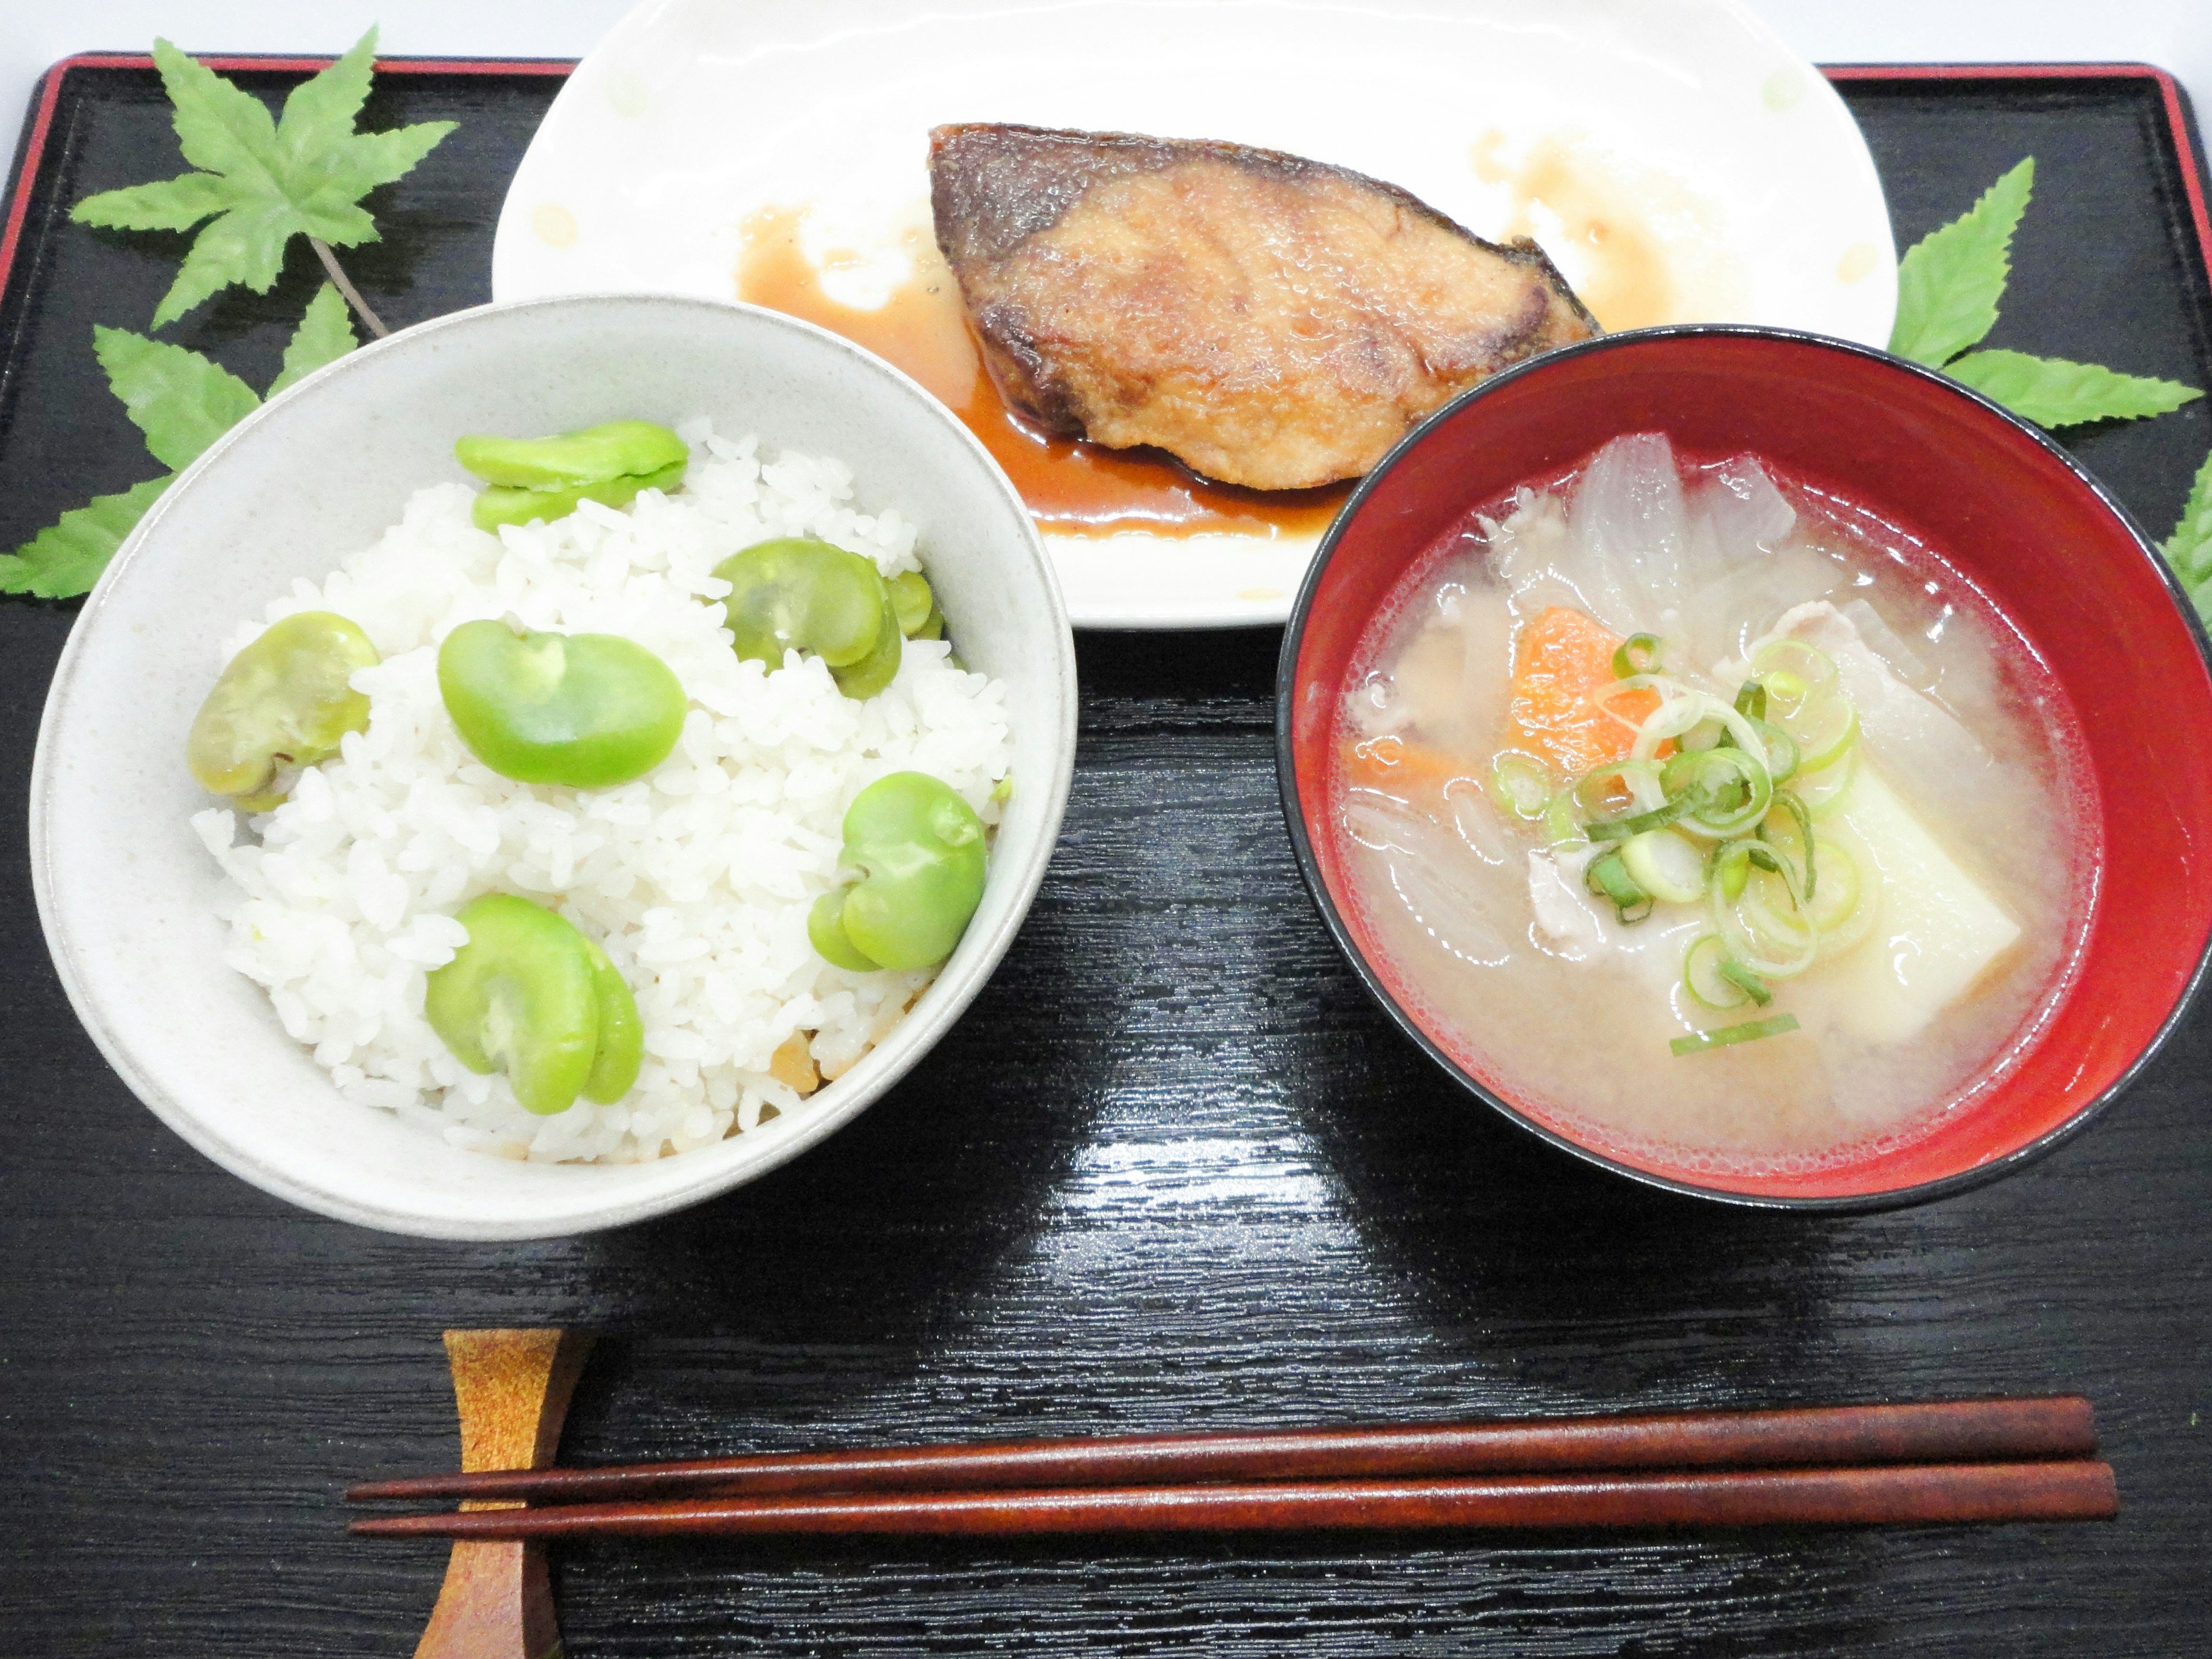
[
  {"x1": 1507, "y1": 605, "x2": 1660, "y2": 778},
  {"x1": 1339, "y1": 733, "x2": 1472, "y2": 798}
]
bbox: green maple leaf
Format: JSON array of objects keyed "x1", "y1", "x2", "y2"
[
  {"x1": 70, "y1": 29, "x2": 454, "y2": 329},
  {"x1": 1890, "y1": 157, "x2": 2034, "y2": 370},
  {"x1": 1889, "y1": 158, "x2": 2203, "y2": 429},
  {"x1": 93, "y1": 325, "x2": 259, "y2": 470},
  {"x1": 2165, "y1": 450, "x2": 2212, "y2": 621},
  {"x1": 1946, "y1": 349, "x2": 2202, "y2": 429},
  {"x1": 0, "y1": 478, "x2": 175, "y2": 599},
  {"x1": 268, "y1": 281, "x2": 359, "y2": 396},
  {"x1": 3, "y1": 285, "x2": 358, "y2": 599}
]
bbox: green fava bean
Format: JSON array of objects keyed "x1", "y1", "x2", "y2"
[
  {"x1": 187, "y1": 610, "x2": 379, "y2": 811},
  {"x1": 424, "y1": 895, "x2": 603, "y2": 1116},
  {"x1": 472, "y1": 459, "x2": 688, "y2": 533},
  {"x1": 807, "y1": 889, "x2": 881, "y2": 971},
  {"x1": 813, "y1": 772, "x2": 987, "y2": 972},
  {"x1": 438, "y1": 619, "x2": 687, "y2": 789},
  {"x1": 713, "y1": 537, "x2": 902, "y2": 699},
  {"x1": 888, "y1": 571, "x2": 946, "y2": 643},
  {"x1": 831, "y1": 584, "x2": 903, "y2": 699},
  {"x1": 888, "y1": 571, "x2": 933, "y2": 634},
  {"x1": 577, "y1": 931, "x2": 644, "y2": 1104},
  {"x1": 456, "y1": 422, "x2": 689, "y2": 488}
]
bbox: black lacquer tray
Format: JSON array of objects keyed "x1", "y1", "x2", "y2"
[{"x1": 2, "y1": 56, "x2": 2209, "y2": 1658}]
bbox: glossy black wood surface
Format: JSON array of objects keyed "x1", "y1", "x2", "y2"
[{"x1": 1, "y1": 63, "x2": 2208, "y2": 1658}]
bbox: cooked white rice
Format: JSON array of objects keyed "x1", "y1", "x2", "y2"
[{"x1": 190, "y1": 418, "x2": 1012, "y2": 1163}]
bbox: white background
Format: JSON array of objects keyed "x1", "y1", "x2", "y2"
[{"x1": 5, "y1": 1, "x2": 2210, "y2": 175}]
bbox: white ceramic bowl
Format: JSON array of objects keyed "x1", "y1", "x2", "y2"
[{"x1": 30, "y1": 293, "x2": 1077, "y2": 1240}]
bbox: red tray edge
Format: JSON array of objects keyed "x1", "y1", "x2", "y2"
[{"x1": 3, "y1": 55, "x2": 2207, "y2": 366}]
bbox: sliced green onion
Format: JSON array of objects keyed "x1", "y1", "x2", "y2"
[
  {"x1": 1804, "y1": 838, "x2": 1877, "y2": 954},
  {"x1": 1585, "y1": 849, "x2": 1654, "y2": 923},
  {"x1": 1747, "y1": 716, "x2": 1799, "y2": 785},
  {"x1": 1612, "y1": 631, "x2": 1664, "y2": 679},
  {"x1": 1574, "y1": 757, "x2": 1667, "y2": 817},
  {"x1": 1779, "y1": 692, "x2": 1858, "y2": 774},
  {"x1": 1794, "y1": 744, "x2": 1861, "y2": 819},
  {"x1": 1541, "y1": 790, "x2": 1583, "y2": 849},
  {"x1": 1490, "y1": 753, "x2": 1552, "y2": 821},
  {"x1": 1741, "y1": 872, "x2": 1812, "y2": 955},
  {"x1": 1678, "y1": 717, "x2": 1725, "y2": 753},
  {"x1": 1752, "y1": 641, "x2": 1857, "y2": 773},
  {"x1": 1638, "y1": 692, "x2": 1772, "y2": 772},
  {"x1": 1620, "y1": 828, "x2": 1706, "y2": 903},
  {"x1": 1751, "y1": 639, "x2": 1839, "y2": 696},
  {"x1": 1630, "y1": 690, "x2": 1762, "y2": 766},
  {"x1": 1683, "y1": 934, "x2": 1750, "y2": 1010},
  {"x1": 1805, "y1": 839, "x2": 1859, "y2": 933},
  {"x1": 1765, "y1": 792, "x2": 1818, "y2": 902},
  {"x1": 1670, "y1": 1013, "x2": 1802, "y2": 1056},
  {"x1": 1718, "y1": 960, "x2": 1774, "y2": 1006},
  {"x1": 1584, "y1": 791, "x2": 1694, "y2": 841},
  {"x1": 1661, "y1": 747, "x2": 1773, "y2": 836},
  {"x1": 1763, "y1": 668, "x2": 1808, "y2": 703},
  {"x1": 1733, "y1": 679, "x2": 1768, "y2": 721},
  {"x1": 1713, "y1": 838, "x2": 1755, "y2": 902},
  {"x1": 1712, "y1": 855, "x2": 1818, "y2": 979},
  {"x1": 1714, "y1": 838, "x2": 1791, "y2": 912}
]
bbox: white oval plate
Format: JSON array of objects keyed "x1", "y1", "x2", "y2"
[{"x1": 493, "y1": 0, "x2": 1897, "y2": 630}]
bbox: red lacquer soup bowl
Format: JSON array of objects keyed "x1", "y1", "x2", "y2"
[{"x1": 1277, "y1": 327, "x2": 2212, "y2": 1209}]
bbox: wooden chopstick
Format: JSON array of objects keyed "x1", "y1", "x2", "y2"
[
  {"x1": 347, "y1": 1397, "x2": 2096, "y2": 1506},
  {"x1": 350, "y1": 1459, "x2": 2118, "y2": 1540}
]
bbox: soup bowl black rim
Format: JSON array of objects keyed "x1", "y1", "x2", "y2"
[{"x1": 1273, "y1": 321, "x2": 2212, "y2": 1214}]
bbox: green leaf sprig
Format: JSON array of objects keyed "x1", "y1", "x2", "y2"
[
  {"x1": 5, "y1": 31, "x2": 450, "y2": 600},
  {"x1": 71, "y1": 28, "x2": 453, "y2": 335},
  {"x1": 2162, "y1": 452, "x2": 2212, "y2": 626},
  {"x1": 1889, "y1": 158, "x2": 2202, "y2": 427},
  {"x1": 1895, "y1": 159, "x2": 2212, "y2": 624},
  {"x1": 0, "y1": 288, "x2": 358, "y2": 597}
]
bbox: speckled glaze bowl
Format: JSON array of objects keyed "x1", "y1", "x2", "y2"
[
  {"x1": 32, "y1": 293, "x2": 1077, "y2": 1240},
  {"x1": 1279, "y1": 325, "x2": 2212, "y2": 1209}
]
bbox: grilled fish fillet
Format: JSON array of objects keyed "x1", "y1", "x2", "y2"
[{"x1": 928, "y1": 123, "x2": 1600, "y2": 491}]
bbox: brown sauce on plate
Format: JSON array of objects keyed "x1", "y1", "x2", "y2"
[
  {"x1": 736, "y1": 205, "x2": 1349, "y2": 539},
  {"x1": 1469, "y1": 132, "x2": 1679, "y2": 331}
]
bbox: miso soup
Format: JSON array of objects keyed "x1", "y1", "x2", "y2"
[{"x1": 1333, "y1": 433, "x2": 2097, "y2": 1174}]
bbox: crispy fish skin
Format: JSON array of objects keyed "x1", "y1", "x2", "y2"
[{"x1": 929, "y1": 123, "x2": 1600, "y2": 491}]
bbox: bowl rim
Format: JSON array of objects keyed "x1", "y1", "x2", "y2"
[
  {"x1": 30, "y1": 289, "x2": 1080, "y2": 1239},
  {"x1": 1275, "y1": 321, "x2": 2212, "y2": 1213}
]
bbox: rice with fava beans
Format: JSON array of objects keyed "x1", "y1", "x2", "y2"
[{"x1": 191, "y1": 419, "x2": 1012, "y2": 1163}]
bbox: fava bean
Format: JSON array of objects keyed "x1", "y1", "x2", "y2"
[
  {"x1": 473, "y1": 460, "x2": 687, "y2": 532},
  {"x1": 888, "y1": 570, "x2": 944, "y2": 641},
  {"x1": 577, "y1": 930, "x2": 643, "y2": 1104},
  {"x1": 807, "y1": 891, "x2": 881, "y2": 972},
  {"x1": 455, "y1": 421, "x2": 690, "y2": 532},
  {"x1": 456, "y1": 422, "x2": 688, "y2": 487},
  {"x1": 713, "y1": 537, "x2": 903, "y2": 699},
  {"x1": 831, "y1": 588, "x2": 904, "y2": 699},
  {"x1": 889, "y1": 579, "x2": 933, "y2": 641},
  {"x1": 186, "y1": 610, "x2": 379, "y2": 810},
  {"x1": 438, "y1": 619, "x2": 686, "y2": 789},
  {"x1": 809, "y1": 772, "x2": 987, "y2": 971},
  {"x1": 424, "y1": 895, "x2": 625, "y2": 1116}
]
